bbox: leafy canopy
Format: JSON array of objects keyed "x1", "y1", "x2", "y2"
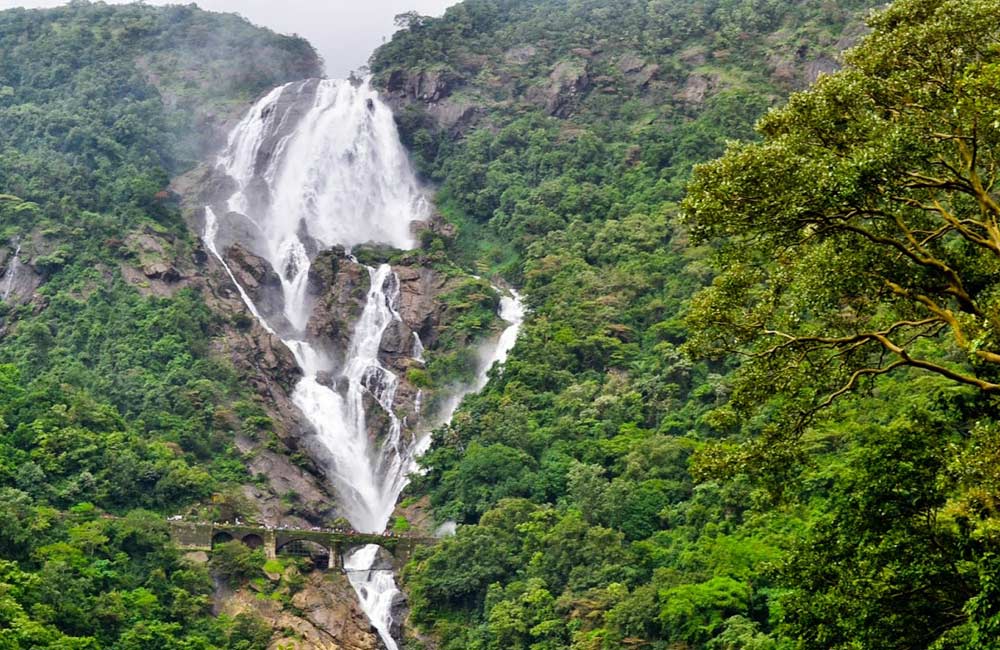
[{"x1": 684, "y1": 0, "x2": 1000, "y2": 423}]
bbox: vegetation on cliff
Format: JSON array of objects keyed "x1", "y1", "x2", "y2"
[
  {"x1": 0, "y1": 3, "x2": 318, "y2": 648},
  {"x1": 371, "y1": 0, "x2": 1000, "y2": 648}
]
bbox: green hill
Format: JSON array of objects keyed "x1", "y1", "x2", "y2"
[
  {"x1": 368, "y1": 1, "x2": 1000, "y2": 648},
  {"x1": 0, "y1": 3, "x2": 317, "y2": 648}
]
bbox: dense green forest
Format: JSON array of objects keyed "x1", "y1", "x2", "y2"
[
  {"x1": 371, "y1": 0, "x2": 1000, "y2": 648},
  {"x1": 3, "y1": 0, "x2": 1000, "y2": 649},
  {"x1": 0, "y1": 3, "x2": 317, "y2": 648}
]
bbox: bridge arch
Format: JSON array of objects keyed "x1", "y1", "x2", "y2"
[
  {"x1": 241, "y1": 533, "x2": 264, "y2": 550},
  {"x1": 276, "y1": 538, "x2": 334, "y2": 569},
  {"x1": 342, "y1": 543, "x2": 399, "y2": 576},
  {"x1": 211, "y1": 531, "x2": 234, "y2": 547}
]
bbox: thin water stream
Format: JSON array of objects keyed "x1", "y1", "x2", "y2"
[{"x1": 2, "y1": 241, "x2": 22, "y2": 302}]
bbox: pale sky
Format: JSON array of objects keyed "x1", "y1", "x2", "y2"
[{"x1": 0, "y1": 0, "x2": 458, "y2": 77}]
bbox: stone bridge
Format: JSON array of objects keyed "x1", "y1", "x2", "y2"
[{"x1": 168, "y1": 521, "x2": 432, "y2": 571}]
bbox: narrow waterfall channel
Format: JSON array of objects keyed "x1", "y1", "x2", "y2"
[
  {"x1": 2, "y1": 241, "x2": 21, "y2": 302},
  {"x1": 202, "y1": 78, "x2": 524, "y2": 649}
]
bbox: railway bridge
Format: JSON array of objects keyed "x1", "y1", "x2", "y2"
[{"x1": 168, "y1": 521, "x2": 432, "y2": 570}]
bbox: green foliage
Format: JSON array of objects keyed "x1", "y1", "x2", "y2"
[
  {"x1": 210, "y1": 541, "x2": 264, "y2": 586},
  {"x1": 0, "y1": 3, "x2": 315, "y2": 648},
  {"x1": 683, "y1": 0, "x2": 1000, "y2": 438},
  {"x1": 0, "y1": 503, "x2": 262, "y2": 649},
  {"x1": 373, "y1": 0, "x2": 1000, "y2": 649}
]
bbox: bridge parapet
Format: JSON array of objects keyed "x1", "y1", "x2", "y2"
[
  {"x1": 168, "y1": 521, "x2": 213, "y2": 552},
  {"x1": 168, "y1": 520, "x2": 433, "y2": 571}
]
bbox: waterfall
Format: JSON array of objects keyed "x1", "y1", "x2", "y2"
[
  {"x1": 344, "y1": 547, "x2": 403, "y2": 650},
  {"x1": 203, "y1": 78, "x2": 524, "y2": 648},
  {"x1": 1, "y1": 241, "x2": 21, "y2": 302},
  {"x1": 433, "y1": 287, "x2": 526, "y2": 428},
  {"x1": 412, "y1": 332, "x2": 425, "y2": 363}
]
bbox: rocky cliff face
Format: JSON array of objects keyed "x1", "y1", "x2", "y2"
[
  {"x1": 372, "y1": 3, "x2": 875, "y2": 149},
  {"x1": 262, "y1": 242, "x2": 501, "y2": 443},
  {"x1": 0, "y1": 239, "x2": 43, "y2": 310},
  {"x1": 212, "y1": 564, "x2": 386, "y2": 650}
]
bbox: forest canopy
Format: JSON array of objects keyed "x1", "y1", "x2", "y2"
[
  {"x1": 684, "y1": 0, "x2": 1000, "y2": 416},
  {"x1": 374, "y1": 1, "x2": 1000, "y2": 649}
]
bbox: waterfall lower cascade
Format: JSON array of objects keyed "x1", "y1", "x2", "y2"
[{"x1": 203, "y1": 78, "x2": 524, "y2": 649}]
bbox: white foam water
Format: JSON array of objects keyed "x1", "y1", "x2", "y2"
[{"x1": 344, "y1": 545, "x2": 403, "y2": 650}]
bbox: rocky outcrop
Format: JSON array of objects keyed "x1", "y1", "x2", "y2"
[
  {"x1": 224, "y1": 243, "x2": 289, "y2": 328},
  {"x1": 617, "y1": 53, "x2": 660, "y2": 89},
  {"x1": 381, "y1": 67, "x2": 480, "y2": 136},
  {"x1": 116, "y1": 227, "x2": 204, "y2": 298},
  {"x1": 191, "y1": 233, "x2": 336, "y2": 527},
  {"x1": 385, "y1": 68, "x2": 458, "y2": 103},
  {"x1": 504, "y1": 45, "x2": 537, "y2": 65},
  {"x1": 424, "y1": 98, "x2": 481, "y2": 134},
  {"x1": 679, "y1": 72, "x2": 717, "y2": 104},
  {"x1": 216, "y1": 568, "x2": 384, "y2": 650},
  {"x1": 305, "y1": 248, "x2": 370, "y2": 354},
  {"x1": 394, "y1": 265, "x2": 451, "y2": 348},
  {"x1": 299, "y1": 245, "x2": 504, "y2": 440},
  {"x1": 0, "y1": 242, "x2": 42, "y2": 308},
  {"x1": 528, "y1": 59, "x2": 592, "y2": 117}
]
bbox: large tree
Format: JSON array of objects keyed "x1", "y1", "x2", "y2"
[{"x1": 683, "y1": 0, "x2": 1000, "y2": 426}]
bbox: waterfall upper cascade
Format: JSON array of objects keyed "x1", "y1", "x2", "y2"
[{"x1": 202, "y1": 78, "x2": 524, "y2": 650}]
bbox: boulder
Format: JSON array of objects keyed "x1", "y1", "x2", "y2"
[
  {"x1": 394, "y1": 265, "x2": 448, "y2": 345},
  {"x1": 223, "y1": 243, "x2": 287, "y2": 323},
  {"x1": 305, "y1": 248, "x2": 370, "y2": 351},
  {"x1": 532, "y1": 59, "x2": 591, "y2": 117},
  {"x1": 142, "y1": 262, "x2": 182, "y2": 282}
]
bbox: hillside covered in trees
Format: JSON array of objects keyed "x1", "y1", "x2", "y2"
[
  {"x1": 2, "y1": 0, "x2": 999, "y2": 649},
  {"x1": 0, "y1": 3, "x2": 323, "y2": 648},
  {"x1": 370, "y1": 0, "x2": 1000, "y2": 648}
]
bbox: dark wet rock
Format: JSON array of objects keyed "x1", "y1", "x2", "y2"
[
  {"x1": 389, "y1": 589, "x2": 409, "y2": 641},
  {"x1": 250, "y1": 324, "x2": 302, "y2": 392},
  {"x1": 362, "y1": 391, "x2": 394, "y2": 443},
  {"x1": 380, "y1": 319, "x2": 411, "y2": 356},
  {"x1": 394, "y1": 265, "x2": 449, "y2": 347},
  {"x1": 305, "y1": 248, "x2": 370, "y2": 350},
  {"x1": 223, "y1": 243, "x2": 287, "y2": 321},
  {"x1": 367, "y1": 546, "x2": 398, "y2": 571},
  {"x1": 315, "y1": 370, "x2": 337, "y2": 390}
]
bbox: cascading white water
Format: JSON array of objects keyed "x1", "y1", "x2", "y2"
[
  {"x1": 344, "y1": 546, "x2": 403, "y2": 650},
  {"x1": 291, "y1": 263, "x2": 410, "y2": 533},
  {"x1": 433, "y1": 287, "x2": 526, "y2": 429},
  {"x1": 412, "y1": 332, "x2": 425, "y2": 363},
  {"x1": 2, "y1": 241, "x2": 22, "y2": 302},
  {"x1": 203, "y1": 77, "x2": 525, "y2": 649}
]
